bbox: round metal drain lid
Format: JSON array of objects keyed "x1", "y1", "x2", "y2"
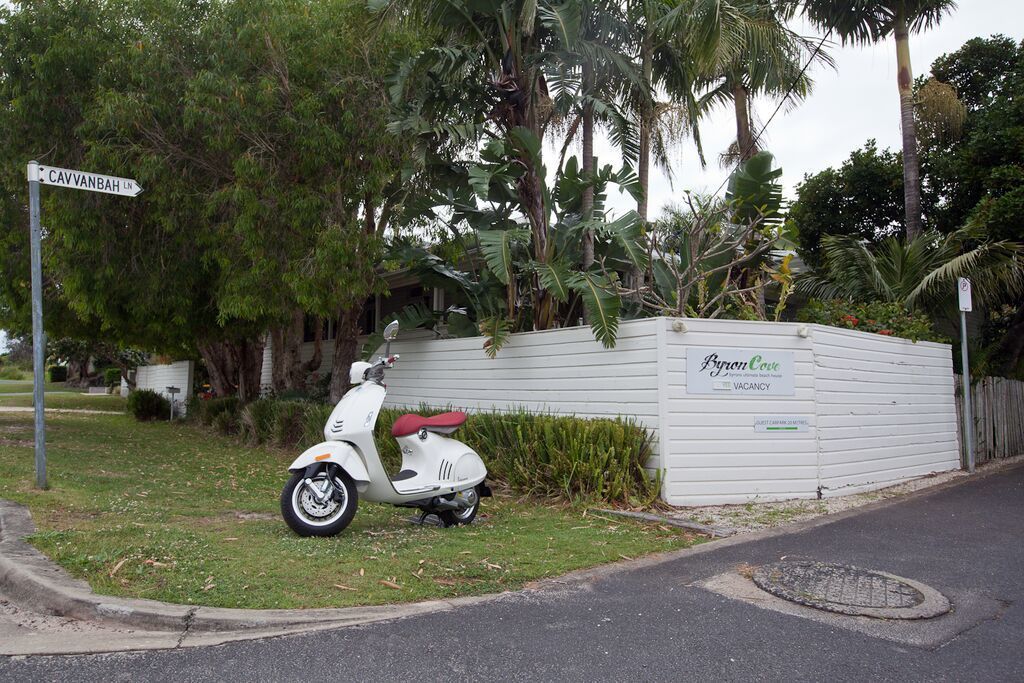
[{"x1": 752, "y1": 561, "x2": 950, "y2": 619}]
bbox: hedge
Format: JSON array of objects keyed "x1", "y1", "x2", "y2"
[{"x1": 193, "y1": 399, "x2": 660, "y2": 506}]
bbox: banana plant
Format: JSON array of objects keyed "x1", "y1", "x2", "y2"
[{"x1": 395, "y1": 127, "x2": 646, "y2": 356}]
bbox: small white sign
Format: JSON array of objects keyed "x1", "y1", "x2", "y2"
[
  {"x1": 686, "y1": 347, "x2": 795, "y2": 396},
  {"x1": 34, "y1": 164, "x2": 143, "y2": 197},
  {"x1": 958, "y1": 277, "x2": 972, "y2": 312},
  {"x1": 754, "y1": 416, "x2": 810, "y2": 433}
]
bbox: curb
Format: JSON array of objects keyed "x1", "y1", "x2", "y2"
[{"x1": 0, "y1": 500, "x2": 508, "y2": 634}]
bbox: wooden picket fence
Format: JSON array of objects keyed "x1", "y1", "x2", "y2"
[{"x1": 954, "y1": 375, "x2": 1024, "y2": 466}]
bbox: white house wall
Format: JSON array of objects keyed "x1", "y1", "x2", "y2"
[{"x1": 135, "y1": 360, "x2": 194, "y2": 414}]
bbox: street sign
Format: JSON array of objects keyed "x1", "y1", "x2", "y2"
[
  {"x1": 958, "y1": 277, "x2": 972, "y2": 312},
  {"x1": 32, "y1": 164, "x2": 143, "y2": 197},
  {"x1": 25, "y1": 160, "x2": 142, "y2": 489}
]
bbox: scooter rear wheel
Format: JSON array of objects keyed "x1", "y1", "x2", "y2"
[
  {"x1": 437, "y1": 486, "x2": 481, "y2": 527},
  {"x1": 281, "y1": 470, "x2": 358, "y2": 537}
]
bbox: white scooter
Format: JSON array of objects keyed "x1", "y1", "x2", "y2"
[{"x1": 280, "y1": 321, "x2": 490, "y2": 536}]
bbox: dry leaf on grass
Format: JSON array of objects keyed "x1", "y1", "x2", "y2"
[
  {"x1": 333, "y1": 584, "x2": 357, "y2": 591},
  {"x1": 378, "y1": 580, "x2": 402, "y2": 590},
  {"x1": 108, "y1": 558, "x2": 128, "y2": 577}
]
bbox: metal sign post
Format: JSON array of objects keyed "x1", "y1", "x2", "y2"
[
  {"x1": 27, "y1": 163, "x2": 46, "y2": 488},
  {"x1": 25, "y1": 160, "x2": 142, "y2": 489},
  {"x1": 958, "y1": 277, "x2": 974, "y2": 473}
]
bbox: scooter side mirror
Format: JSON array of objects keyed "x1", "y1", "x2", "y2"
[{"x1": 383, "y1": 320, "x2": 400, "y2": 341}]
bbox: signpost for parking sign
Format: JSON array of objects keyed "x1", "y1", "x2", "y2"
[{"x1": 958, "y1": 277, "x2": 974, "y2": 473}]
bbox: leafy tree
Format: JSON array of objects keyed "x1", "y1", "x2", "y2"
[
  {"x1": 801, "y1": 0, "x2": 957, "y2": 240},
  {"x1": 790, "y1": 141, "x2": 906, "y2": 268},
  {"x1": 1, "y1": 0, "x2": 413, "y2": 401}
]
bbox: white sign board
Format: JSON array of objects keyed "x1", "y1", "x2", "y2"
[
  {"x1": 754, "y1": 416, "x2": 810, "y2": 433},
  {"x1": 32, "y1": 164, "x2": 142, "y2": 197},
  {"x1": 958, "y1": 277, "x2": 972, "y2": 312},
  {"x1": 686, "y1": 347, "x2": 795, "y2": 396}
]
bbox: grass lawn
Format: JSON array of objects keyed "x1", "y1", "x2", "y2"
[
  {"x1": 0, "y1": 380, "x2": 70, "y2": 394},
  {"x1": 0, "y1": 392, "x2": 126, "y2": 411},
  {"x1": 0, "y1": 412, "x2": 700, "y2": 609}
]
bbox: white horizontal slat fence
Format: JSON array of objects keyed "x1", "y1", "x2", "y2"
[{"x1": 264, "y1": 316, "x2": 964, "y2": 505}]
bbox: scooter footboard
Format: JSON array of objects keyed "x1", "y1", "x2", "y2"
[{"x1": 287, "y1": 441, "x2": 370, "y2": 490}]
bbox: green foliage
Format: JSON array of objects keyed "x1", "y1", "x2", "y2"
[
  {"x1": 0, "y1": 0, "x2": 414, "y2": 396},
  {"x1": 2, "y1": 367, "x2": 28, "y2": 381},
  {"x1": 191, "y1": 397, "x2": 241, "y2": 427},
  {"x1": 126, "y1": 390, "x2": 170, "y2": 422},
  {"x1": 798, "y1": 228, "x2": 1024, "y2": 316},
  {"x1": 790, "y1": 141, "x2": 906, "y2": 268},
  {"x1": 103, "y1": 368, "x2": 122, "y2": 388},
  {"x1": 211, "y1": 410, "x2": 240, "y2": 436},
  {"x1": 237, "y1": 399, "x2": 279, "y2": 446},
  {"x1": 798, "y1": 300, "x2": 945, "y2": 343},
  {"x1": 47, "y1": 366, "x2": 68, "y2": 383}
]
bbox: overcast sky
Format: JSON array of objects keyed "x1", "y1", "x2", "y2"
[{"x1": 596, "y1": 0, "x2": 1024, "y2": 218}]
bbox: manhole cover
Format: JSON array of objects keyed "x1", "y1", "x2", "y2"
[{"x1": 752, "y1": 561, "x2": 950, "y2": 619}]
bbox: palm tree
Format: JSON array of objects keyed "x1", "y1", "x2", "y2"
[
  {"x1": 798, "y1": 227, "x2": 1024, "y2": 315},
  {"x1": 801, "y1": 0, "x2": 957, "y2": 240},
  {"x1": 687, "y1": 0, "x2": 833, "y2": 163}
]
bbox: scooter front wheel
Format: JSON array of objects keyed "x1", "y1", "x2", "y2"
[{"x1": 281, "y1": 470, "x2": 358, "y2": 537}]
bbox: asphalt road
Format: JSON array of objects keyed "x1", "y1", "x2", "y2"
[{"x1": 3, "y1": 464, "x2": 1022, "y2": 682}]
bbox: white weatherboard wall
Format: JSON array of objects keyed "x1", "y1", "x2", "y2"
[
  {"x1": 382, "y1": 318, "x2": 662, "y2": 459},
  {"x1": 812, "y1": 325, "x2": 960, "y2": 497},
  {"x1": 135, "y1": 360, "x2": 194, "y2": 414},
  {"x1": 358, "y1": 317, "x2": 961, "y2": 506}
]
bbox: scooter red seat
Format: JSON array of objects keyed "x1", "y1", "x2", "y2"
[{"x1": 391, "y1": 411, "x2": 468, "y2": 437}]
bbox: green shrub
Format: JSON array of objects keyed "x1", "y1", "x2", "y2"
[
  {"x1": 238, "y1": 399, "x2": 278, "y2": 445},
  {"x1": 212, "y1": 409, "x2": 239, "y2": 435},
  {"x1": 127, "y1": 389, "x2": 170, "y2": 421},
  {"x1": 0, "y1": 366, "x2": 25, "y2": 380},
  {"x1": 300, "y1": 403, "x2": 332, "y2": 449},
  {"x1": 104, "y1": 367, "x2": 122, "y2": 388},
  {"x1": 798, "y1": 299, "x2": 947, "y2": 342},
  {"x1": 271, "y1": 401, "x2": 307, "y2": 446},
  {"x1": 47, "y1": 365, "x2": 67, "y2": 382},
  {"x1": 192, "y1": 397, "x2": 241, "y2": 426}
]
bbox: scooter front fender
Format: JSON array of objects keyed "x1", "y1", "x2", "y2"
[{"x1": 288, "y1": 441, "x2": 370, "y2": 491}]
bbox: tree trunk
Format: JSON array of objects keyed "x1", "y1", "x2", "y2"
[
  {"x1": 633, "y1": 36, "x2": 653, "y2": 300},
  {"x1": 234, "y1": 337, "x2": 265, "y2": 402},
  {"x1": 198, "y1": 341, "x2": 236, "y2": 398},
  {"x1": 581, "y1": 65, "x2": 595, "y2": 273},
  {"x1": 197, "y1": 337, "x2": 265, "y2": 401},
  {"x1": 329, "y1": 305, "x2": 363, "y2": 403},
  {"x1": 269, "y1": 310, "x2": 322, "y2": 393},
  {"x1": 895, "y1": 14, "x2": 923, "y2": 240},
  {"x1": 733, "y1": 83, "x2": 756, "y2": 161}
]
